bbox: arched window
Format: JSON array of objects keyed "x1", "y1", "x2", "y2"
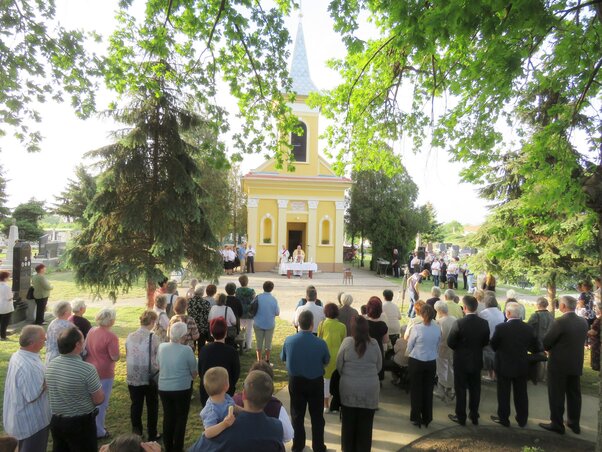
[
  {"x1": 261, "y1": 214, "x2": 274, "y2": 244},
  {"x1": 320, "y1": 216, "x2": 332, "y2": 245},
  {"x1": 291, "y1": 121, "x2": 307, "y2": 162}
]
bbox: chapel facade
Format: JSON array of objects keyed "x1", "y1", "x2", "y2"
[{"x1": 242, "y1": 21, "x2": 351, "y2": 272}]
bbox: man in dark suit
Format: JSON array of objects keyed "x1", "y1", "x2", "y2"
[
  {"x1": 490, "y1": 302, "x2": 540, "y2": 427},
  {"x1": 447, "y1": 295, "x2": 490, "y2": 425},
  {"x1": 539, "y1": 296, "x2": 588, "y2": 434}
]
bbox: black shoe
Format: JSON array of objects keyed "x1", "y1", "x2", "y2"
[
  {"x1": 470, "y1": 416, "x2": 479, "y2": 425},
  {"x1": 491, "y1": 415, "x2": 510, "y2": 427},
  {"x1": 448, "y1": 414, "x2": 465, "y2": 426},
  {"x1": 515, "y1": 417, "x2": 527, "y2": 428},
  {"x1": 411, "y1": 421, "x2": 421, "y2": 428},
  {"x1": 148, "y1": 434, "x2": 162, "y2": 442},
  {"x1": 567, "y1": 423, "x2": 581, "y2": 434},
  {"x1": 539, "y1": 422, "x2": 565, "y2": 434}
]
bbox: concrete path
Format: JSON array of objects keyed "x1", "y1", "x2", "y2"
[{"x1": 276, "y1": 376, "x2": 598, "y2": 451}]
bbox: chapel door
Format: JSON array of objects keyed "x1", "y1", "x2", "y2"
[{"x1": 288, "y1": 230, "x2": 303, "y2": 257}]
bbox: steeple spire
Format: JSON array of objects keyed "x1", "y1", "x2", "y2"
[{"x1": 290, "y1": 19, "x2": 318, "y2": 96}]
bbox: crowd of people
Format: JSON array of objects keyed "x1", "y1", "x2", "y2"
[{"x1": 2, "y1": 270, "x2": 602, "y2": 452}]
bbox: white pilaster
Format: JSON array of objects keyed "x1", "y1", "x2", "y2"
[
  {"x1": 277, "y1": 200, "x2": 288, "y2": 253},
  {"x1": 247, "y1": 198, "x2": 259, "y2": 247},
  {"x1": 307, "y1": 200, "x2": 319, "y2": 262},
  {"x1": 335, "y1": 201, "x2": 345, "y2": 264}
]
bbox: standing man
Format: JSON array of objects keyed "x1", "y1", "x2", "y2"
[
  {"x1": 293, "y1": 287, "x2": 324, "y2": 334},
  {"x1": 490, "y1": 302, "x2": 540, "y2": 427},
  {"x1": 3, "y1": 325, "x2": 51, "y2": 451},
  {"x1": 46, "y1": 326, "x2": 104, "y2": 452},
  {"x1": 281, "y1": 311, "x2": 329, "y2": 452},
  {"x1": 539, "y1": 295, "x2": 588, "y2": 434},
  {"x1": 245, "y1": 244, "x2": 256, "y2": 273},
  {"x1": 431, "y1": 258, "x2": 441, "y2": 287},
  {"x1": 407, "y1": 269, "x2": 429, "y2": 318},
  {"x1": 391, "y1": 249, "x2": 400, "y2": 278},
  {"x1": 447, "y1": 295, "x2": 490, "y2": 426}
]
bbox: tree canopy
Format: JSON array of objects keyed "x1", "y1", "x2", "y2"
[
  {"x1": 346, "y1": 166, "x2": 424, "y2": 266},
  {"x1": 53, "y1": 165, "x2": 97, "y2": 226},
  {"x1": 4, "y1": 199, "x2": 46, "y2": 242}
]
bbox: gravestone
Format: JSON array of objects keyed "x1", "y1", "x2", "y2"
[
  {"x1": 0, "y1": 220, "x2": 18, "y2": 270},
  {"x1": 10, "y1": 241, "x2": 32, "y2": 323}
]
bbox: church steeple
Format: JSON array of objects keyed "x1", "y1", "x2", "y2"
[{"x1": 290, "y1": 20, "x2": 318, "y2": 96}]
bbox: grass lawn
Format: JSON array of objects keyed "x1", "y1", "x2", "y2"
[
  {"x1": 43, "y1": 271, "x2": 148, "y2": 301},
  {"x1": 0, "y1": 307, "x2": 295, "y2": 450}
]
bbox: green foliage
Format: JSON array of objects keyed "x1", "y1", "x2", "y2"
[
  {"x1": 68, "y1": 88, "x2": 224, "y2": 298},
  {"x1": 105, "y1": 0, "x2": 299, "y2": 167},
  {"x1": 53, "y1": 164, "x2": 97, "y2": 226},
  {"x1": 0, "y1": 0, "x2": 102, "y2": 151},
  {"x1": 3, "y1": 198, "x2": 46, "y2": 242},
  {"x1": 0, "y1": 166, "x2": 10, "y2": 221},
  {"x1": 440, "y1": 221, "x2": 467, "y2": 246},
  {"x1": 419, "y1": 202, "x2": 444, "y2": 244},
  {"x1": 346, "y1": 163, "x2": 424, "y2": 264}
]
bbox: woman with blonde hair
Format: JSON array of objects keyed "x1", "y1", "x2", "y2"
[
  {"x1": 86, "y1": 308, "x2": 120, "y2": 439},
  {"x1": 167, "y1": 297, "x2": 200, "y2": 351},
  {"x1": 153, "y1": 294, "x2": 170, "y2": 342}
]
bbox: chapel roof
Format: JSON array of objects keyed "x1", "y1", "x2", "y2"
[{"x1": 290, "y1": 21, "x2": 318, "y2": 96}]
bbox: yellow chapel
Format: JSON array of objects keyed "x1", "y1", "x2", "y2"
[{"x1": 242, "y1": 21, "x2": 351, "y2": 273}]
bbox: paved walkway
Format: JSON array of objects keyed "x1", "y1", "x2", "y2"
[{"x1": 276, "y1": 376, "x2": 597, "y2": 451}]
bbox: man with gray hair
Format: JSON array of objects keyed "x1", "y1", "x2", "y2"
[
  {"x1": 3, "y1": 325, "x2": 51, "y2": 452},
  {"x1": 434, "y1": 301, "x2": 456, "y2": 402},
  {"x1": 46, "y1": 326, "x2": 104, "y2": 451},
  {"x1": 540, "y1": 296, "x2": 588, "y2": 435},
  {"x1": 490, "y1": 302, "x2": 539, "y2": 428},
  {"x1": 293, "y1": 287, "x2": 324, "y2": 334},
  {"x1": 426, "y1": 286, "x2": 442, "y2": 309}
]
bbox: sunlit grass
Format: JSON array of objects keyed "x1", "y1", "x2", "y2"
[{"x1": 0, "y1": 307, "x2": 295, "y2": 450}]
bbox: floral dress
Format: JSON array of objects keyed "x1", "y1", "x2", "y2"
[{"x1": 188, "y1": 295, "x2": 211, "y2": 339}]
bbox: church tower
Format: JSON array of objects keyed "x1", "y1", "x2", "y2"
[{"x1": 242, "y1": 19, "x2": 351, "y2": 273}]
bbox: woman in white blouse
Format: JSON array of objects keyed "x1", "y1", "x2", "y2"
[
  {"x1": 0, "y1": 271, "x2": 13, "y2": 340},
  {"x1": 125, "y1": 310, "x2": 161, "y2": 441},
  {"x1": 208, "y1": 293, "x2": 237, "y2": 327},
  {"x1": 45, "y1": 301, "x2": 72, "y2": 364}
]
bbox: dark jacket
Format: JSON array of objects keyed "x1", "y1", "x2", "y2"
[
  {"x1": 543, "y1": 312, "x2": 588, "y2": 376},
  {"x1": 447, "y1": 313, "x2": 490, "y2": 373},
  {"x1": 491, "y1": 319, "x2": 540, "y2": 378}
]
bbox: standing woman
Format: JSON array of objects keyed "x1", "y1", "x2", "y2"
[
  {"x1": 157, "y1": 322, "x2": 197, "y2": 452},
  {"x1": 32, "y1": 263, "x2": 53, "y2": 325},
  {"x1": 366, "y1": 296, "x2": 389, "y2": 381},
  {"x1": 208, "y1": 293, "x2": 237, "y2": 346},
  {"x1": 318, "y1": 303, "x2": 347, "y2": 412},
  {"x1": 338, "y1": 294, "x2": 359, "y2": 337},
  {"x1": 45, "y1": 301, "x2": 72, "y2": 364},
  {"x1": 407, "y1": 304, "x2": 441, "y2": 428},
  {"x1": 152, "y1": 294, "x2": 170, "y2": 342},
  {"x1": 0, "y1": 271, "x2": 13, "y2": 340},
  {"x1": 86, "y1": 308, "x2": 120, "y2": 439},
  {"x1": 235, "y1": 275, "x2": 256, "y2": 352},
  {"x1": 167, "y1": 297, "x2": 200, "y2": 352},
  {"x1": 125, "y1": 310, "x2": 161, "y2": 441},
  {"x1": 69, "y1": 299, "x2": 93, "y2": 338},
  {"x1": 336, "y1": 316, "x2": 382, "y2": 452},
  {"x1": 187, "y1": 284, "x2": 211, "y2": 352}
]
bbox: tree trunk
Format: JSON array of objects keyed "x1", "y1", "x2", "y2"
[
  {"x1": 146, "y1": 279, "x2": 156, "y2": 308},
  {"x1": 360, "y1": 233, "x2": 365, "y2": 267},
  {"x1": 596, "y1": 209, "x2": 602, "y2": 452},
  {"x1": 547, "y1": 274, "x2": 557, "y2": 315}
]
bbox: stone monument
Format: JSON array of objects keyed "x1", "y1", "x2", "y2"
[{"x1": 1, "y1": 219, "x2": 18, "y2": 270}]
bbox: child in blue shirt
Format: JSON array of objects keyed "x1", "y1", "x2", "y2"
[{"x1": 200, "y1": 367, "x2": 240, "y2": 438}]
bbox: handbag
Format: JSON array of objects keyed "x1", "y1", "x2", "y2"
[
  {"x1": 26, "y1": 286, "x2": 35, "y2": 300},
  {"x1": 248, "y1": 296, "x2": 259, "y2": 318},
  {"x1": 225, "y1": 306, "x2": 238, "y2": 340},
  {"x1": 148, "y1": 333, "x2": 159, "y2": 388}
]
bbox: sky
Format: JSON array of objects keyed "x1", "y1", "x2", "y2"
[{"x1": 0, "y1": 0, "x2": 490, "y2": 225}]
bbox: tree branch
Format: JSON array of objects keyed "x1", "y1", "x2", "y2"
[
  {"x1": 557, "y1": 0, "x2": 601, "y2": 15},
  {"x1": 207, "y1": 0, "x2": 226, "y2": 50},
  {"x1": 572, "y1": 57, "x2": 602, "y2": 123},
  {"x1": 164, "y1": 0, "x2": 174, "y2": 27},
  {"x1": 234, "y1": 23, "x2": 265, "y2": 99}
]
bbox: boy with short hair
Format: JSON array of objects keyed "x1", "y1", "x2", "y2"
[{"x1": 200, "y1": 367, "x2": 240, "y2": 438}]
